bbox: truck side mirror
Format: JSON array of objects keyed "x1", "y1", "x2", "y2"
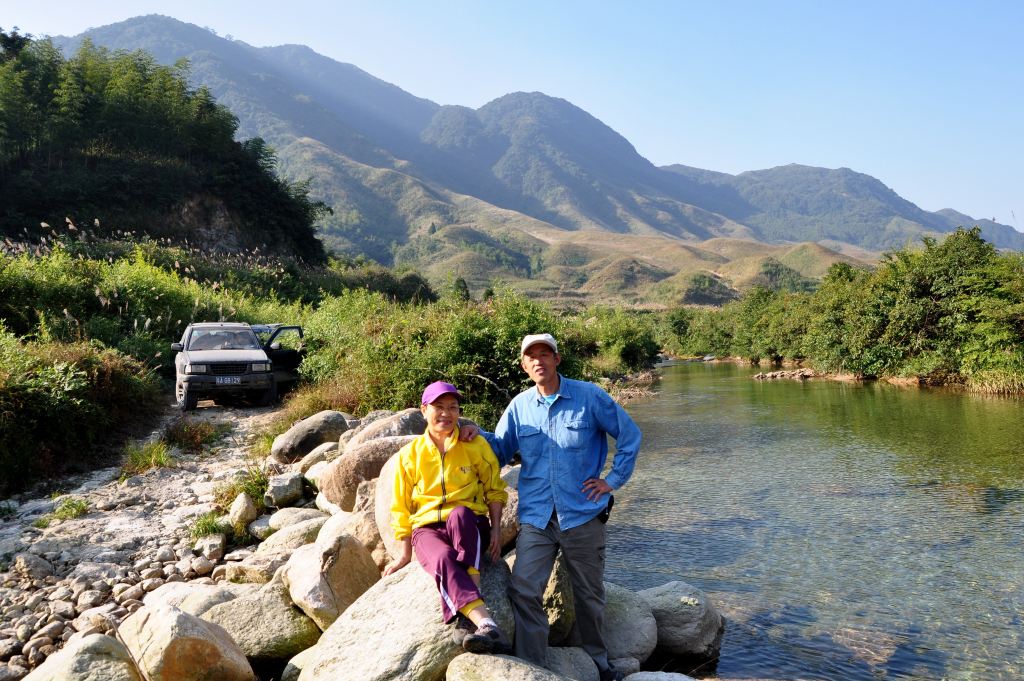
[{"x1": 170, "y1": 343, "x2": 184, "y2": 351}]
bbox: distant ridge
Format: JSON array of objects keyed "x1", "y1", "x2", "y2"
[{"x1": 45, "y1": 15, "x2": 1023, "y2": 301}]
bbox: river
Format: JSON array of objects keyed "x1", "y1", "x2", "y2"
[{"x1": 606, "y1": 361, "x2": 1024, "y2": 680}]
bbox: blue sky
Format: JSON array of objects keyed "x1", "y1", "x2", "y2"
[{"x1": 6, "y1": 0, "x2": 1022, "y2": 227}]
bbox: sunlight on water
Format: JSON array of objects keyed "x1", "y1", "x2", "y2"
[{"x1": 607, "y1": 362, "x2": 1024, "y2": 680}]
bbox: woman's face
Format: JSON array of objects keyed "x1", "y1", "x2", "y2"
[{"x1": 421, "y1": 394, "x2": 460, "y2": 438}]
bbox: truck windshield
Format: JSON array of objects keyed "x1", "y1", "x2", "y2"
[{"x1": 187, "y1": 330, "x2": 260, "y2": 351}]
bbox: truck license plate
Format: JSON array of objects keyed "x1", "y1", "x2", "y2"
[{"x1": 215, "y1": 376, "x2": 241, "y2": 385}]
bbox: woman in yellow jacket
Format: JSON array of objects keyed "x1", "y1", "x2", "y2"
[{"x1": 383, "y1": 381, "x2": 511, "y2": 654}]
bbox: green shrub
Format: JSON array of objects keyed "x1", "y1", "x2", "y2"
[
  {"x1": 33, "y1": 496, "x2": 89, "y2": 527},
  {"x1": 189, "y1": 511, "x2": 230, "y2": 541},
  {"x1": 163, "y1": 418, "x2": 230, "y2": 454},
  {"x1": 213, "y1": 464, "x2": 270, "y2": 516},
  {"x1": 121, "y1": 440, "x2": 173, "y2": 478}
]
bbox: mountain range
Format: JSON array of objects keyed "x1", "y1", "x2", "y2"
[{"x1": 51, "y1": 15, "x2": 1024, "y2": 304}]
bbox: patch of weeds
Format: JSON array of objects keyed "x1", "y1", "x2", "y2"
[
  {"x1": 120, "y1": 440, "x2": 173, "y2": 479},
  {"x1": 213, "y1": 462, "x2": 270, "y2": 515},
  {"x1": 33, "y1": 496, "x2": 89, "y2": 527},
  {"x1": 251, "y1": 430, "x2": 276, "y2": 459},
  {"x1": 0, "y1": 501, "x2": 16, "y2": 520},
  {"x1": 189, "y1": 511, "x2": 230, "y2": 541},
  {"x1": 163, "y1": 417, "x2": 231, "y2": 454}
]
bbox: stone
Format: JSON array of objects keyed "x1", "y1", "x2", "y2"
[
  {"x1": 297, "y1": 559, "x2": 513, "y2": 681},
  {"x1": 191, "y1": 556, "x2": 215, "y2": 576},
  {"x1": 314, "y1": 491, "x2": 341, "y2": 516},
  {"x1": 352, "y1": 479, "x2": 376, "y2": 513},
  {"x1": 292, "y1": 442, "x2": 338, "y2": 476},
  {"x1": 345, "y1": 408, "x2": 426, "y2": 451},
  {"x1": 445, "y1": 653, "x2": 566, "y2": 681},
  {"x1": 609, "y1": 657, "x2": 641, "y2": 675},
  {"x1": 247, "y1": 516, "x2": 274, "y2": 540},
  {"x1": 543, "y1": 646, "x2": 599, "y2": 681},
  {"x1": 11, "y1": 555, "x2": 52, "y2": 581},
  {"x1": 227, "y1": 494, "x2": 259, "y2": 528},
  {"x1": 319, "y1": 436, "x2": 415, "y2": 512},
  {"x1": 373, "y1": 453, "x2": 404, "y2": 560},
  {"x1": 638, "y1": 581, "x2": 723, "y2": 658},
  {"x1": 499, "y1": 467, "x2": 521, "y2": 551},
  {"x1": 604, "y1": 582, "x2": 657, "y2": 663},
  {"x1": 17, "y1": 634, "x2": 141, "y2": 681},
  {"x1": 281, "y1": 646, "x2": 316, "y2": 681},
  {"x1": 269, "y1": 508, "x2": 327, "y2": 531},
  {"x1": 202, "y1": 573, "x2": 321, "y2": 661},
  {"x1": 221, "y1": 552, "x2": 290, "y2": 585},
  {"x1": 341, "y1": 511, "x2": 389, "y2": 572},
  {"x1": 264, "y1": 473, "x2": 305, "y2": 509},
  {"x1": 119, "y1": 602, "x2": 255, "y2": 680},
  {"x1": 505, "y1": 551, "x2": 576, "y2": 645},
  {"x1": 255, "y1": 517, "x2": 327, "y2": 555},
  {"x1": 270, "y1": 411, "x2": 351, "y2": 464},
  {"x1": 194, "y1": 534, "x2": 226, "y2": 562},
  {"x1": 280, "y1": 532, "x2": 379, "y2": 630},
  {"x1": 154, "y1": 546, "x2": 177, "y2": 563},
  {"x1": 623, "y1": 674, "x2": 697, "y2": 681}
]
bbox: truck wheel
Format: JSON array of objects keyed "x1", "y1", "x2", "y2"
[
  {"x1": 258, "y1": 382, "x2": 278, "y2": 407},
  {"x1": 176, "y1": 382, "x2": 198, "y2": 411}
]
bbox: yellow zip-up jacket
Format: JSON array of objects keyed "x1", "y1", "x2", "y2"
[{"x1": 391, "y1": 427, "x2": 508, "y2": 541}]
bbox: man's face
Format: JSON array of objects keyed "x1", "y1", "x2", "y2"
[{"x1": 521, "y1": 343, "x2": 561, "y2": 386}]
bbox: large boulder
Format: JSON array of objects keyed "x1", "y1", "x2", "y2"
[
  {"x1": 202, "y1": 573, "x2": 321, "y2": 661},
  {"x1": 345, "y1": 408, "x2": 425, "y2": 451},
  {"x1": 319, "y1": 435, "x2": 415, "y2": 511},
  {"x1": 298, "y1": 560, "x2": 513, "y2": 681},
  {"x1": 22, "y1": 634, "x2": 141, "y2": 681},
  {"x1": 264, "y1": 472, "x2": 305, "y2": 508},
  {"x1": 506, "y1": 551, "x2": 576, "y2": 645},
  {"x1": 543, "y1": 646, "x2": 598, "y2": 680},
  {"x1": 374, "y1": 453, "x2": 404, "y2": 560},
  {"x1": 445, "y1": 654, "x2": 566, "y2": 681},
  {"x1": 499, "y1": 469, "x2": 521, "y2": 552},
  {"x1": 604, "y1": 582, "x2": 658, "y2": 663},
  {"x1": 221, "y1": 551, "x2": 290, "y2": 584},
  {"x1": 270, "y1": 507, "x2": 328, "y2": 531},
  {"x1": 12, "y1": 553, "x2": 53, "y2": 580},
  {"x1": 118, "y1": 602, "x2": 255, "y2": 681},
  {"x1": 638, "y1": 581, "x2": 724, "y2": 658},
  {"x1": 293, "y1": 441, "x2": 340, "y2": 475},
  {"x1": 256, "y1": 516, "x2": 328, "y2": 555},
  {"x1": 624, "y1": 674, "x2": 697, "y2": 681},
  {"x1": 271, "y1": 410, "x2": 352, "y2": 464},
  {"x1": 281, "y1": 532, "x2": 380, "y2": 630}
]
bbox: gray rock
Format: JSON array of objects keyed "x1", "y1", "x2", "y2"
[
  {"x1": 264, "y1": 473, "x2": 305, "y2": 508},
  {"x1": 604, "y1": 582, "x2": 658, "y2": 663},
  {"x1": 505, "y1": 551, "x2": 575, "y2": 645},
  {"x1": 256, "y1": 517, "x2": 328, "y2": 555},
  {"x1": 202, "y1": 573, "x2": 321, "y2": 661},
  {"x1": 271, "y1": 411, "x2": 351, "y2": 464},
  {"x1": 445, "y1": 653, "x2": 566, "y2": 681},
  {"x1": 247, "y1": 515, "x2": 274, "y2": 540},
  {"x1": 298, "y1": 559, "x2": 513, "y2": 681},
  {"x1": 269, "y1": 508, "x2": 327, "y2": 531},
  {"x1": 281, "y1": 646, "x2": 316, "y2": 681},
  {"x1": 119, "y1": 602, "x2": 255, "y2": 680},
  {"x1": 228, "y1": 494, "x2": 259, "y2": 528},
  {"x1": 221, "y1": 551, "x2": 290, "y2": 585},
  {"x1": 544, "y1": 646, "x2": 599, "y2": 681},
  {"x1": 320, "y1": 436, "x2": 415, "y2": 512},
  {"x1": 194, "y1": 534, "x2": 226, "y2": 562},
  {"x1": 18, "y1": 634, "x2": 141, "y2": 681},
  {"x1": 352, "y1": 479, "x2": 377, "y2": 513},
  {"x1": 292, "y1": 442, "x2": 338, "y2": 476},
  {"x1": 345, "y1": 409, "x2": 425, "y2": 451},
  {"x1": 280, "y1": 534, "x2": 379, "y2": 630},
  {"x1": 623, "y1": 674, "x2": 697, "y2": 681},
  {"x1": 637, "y1": 581, "x2": 723, "y2": 658},
  {"x1": 12, "y1": 555, "x2": 52, "y2": 581}
]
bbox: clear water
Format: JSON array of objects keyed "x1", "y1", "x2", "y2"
[{"x1": 606, "y1": 361, "x2": 1024, "y2": 680}]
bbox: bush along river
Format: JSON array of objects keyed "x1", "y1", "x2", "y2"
[{"x1": 608, "y1": 361, "x2": 1023, "y2": 680}]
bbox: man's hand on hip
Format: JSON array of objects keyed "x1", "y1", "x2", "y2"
[{"x1": 582, "y1": 477, "x2": 612, "y2": 501}]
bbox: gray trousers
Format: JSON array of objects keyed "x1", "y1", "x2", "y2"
[{"x1": 510, "y1": 513, "x2": 610, "y2": 672}]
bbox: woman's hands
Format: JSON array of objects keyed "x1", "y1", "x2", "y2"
[
  {"x1": 488, "y1": 529, "x2": 502, "y2": 562},
  {"x1": 383, "y1": 537, "x2": 413, "y2": 576}
]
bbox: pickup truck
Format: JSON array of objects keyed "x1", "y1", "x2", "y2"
[{"x1": 171, "y1": 322, "x2": 303, "y2": 411}]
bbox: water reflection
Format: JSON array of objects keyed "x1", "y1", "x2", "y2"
[{"x1": 609, "y1": 362, "x2": 1024, "y2": 680}]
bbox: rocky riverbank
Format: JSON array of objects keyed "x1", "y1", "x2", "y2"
[{"x1": 0, "y1": 403, "x2": 724, "y2": 681}]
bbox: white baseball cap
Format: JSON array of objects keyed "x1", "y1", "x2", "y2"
[{"x1": 520, "y1": 333, "x2": 558, "y2": 356}]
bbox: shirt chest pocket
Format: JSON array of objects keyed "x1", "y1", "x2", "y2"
[{"x1": 558, "y1": 418, "x2": 590, "y2": 450}]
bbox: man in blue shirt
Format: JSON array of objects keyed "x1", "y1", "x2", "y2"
[{"x1": 470, "y1": 333, "x2": 641, "y2": 681}]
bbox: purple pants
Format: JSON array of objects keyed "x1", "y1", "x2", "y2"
[{"x1": 411, "y1": 505, "x2": 491, "y2": 623}]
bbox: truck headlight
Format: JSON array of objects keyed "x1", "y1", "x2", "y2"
[
  {"x1": 251, "y1": 363, "x2": 271, "y2": 372},
  {"x1": 185, "y1": 364, "x2": 208, "y2": 374}
]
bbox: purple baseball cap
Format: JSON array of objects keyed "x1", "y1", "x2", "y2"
[{"x1": 421, "y1": 381, "x2": 463, "y2": 405}]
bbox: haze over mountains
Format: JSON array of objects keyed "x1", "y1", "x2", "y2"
[{"x1": 52, "y1": 15, "x2": 1023, "y2": 302}]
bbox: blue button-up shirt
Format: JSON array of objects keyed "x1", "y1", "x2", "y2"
[{"x1": 484, "y1": 375, "x2": 641, "y2": 531}]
